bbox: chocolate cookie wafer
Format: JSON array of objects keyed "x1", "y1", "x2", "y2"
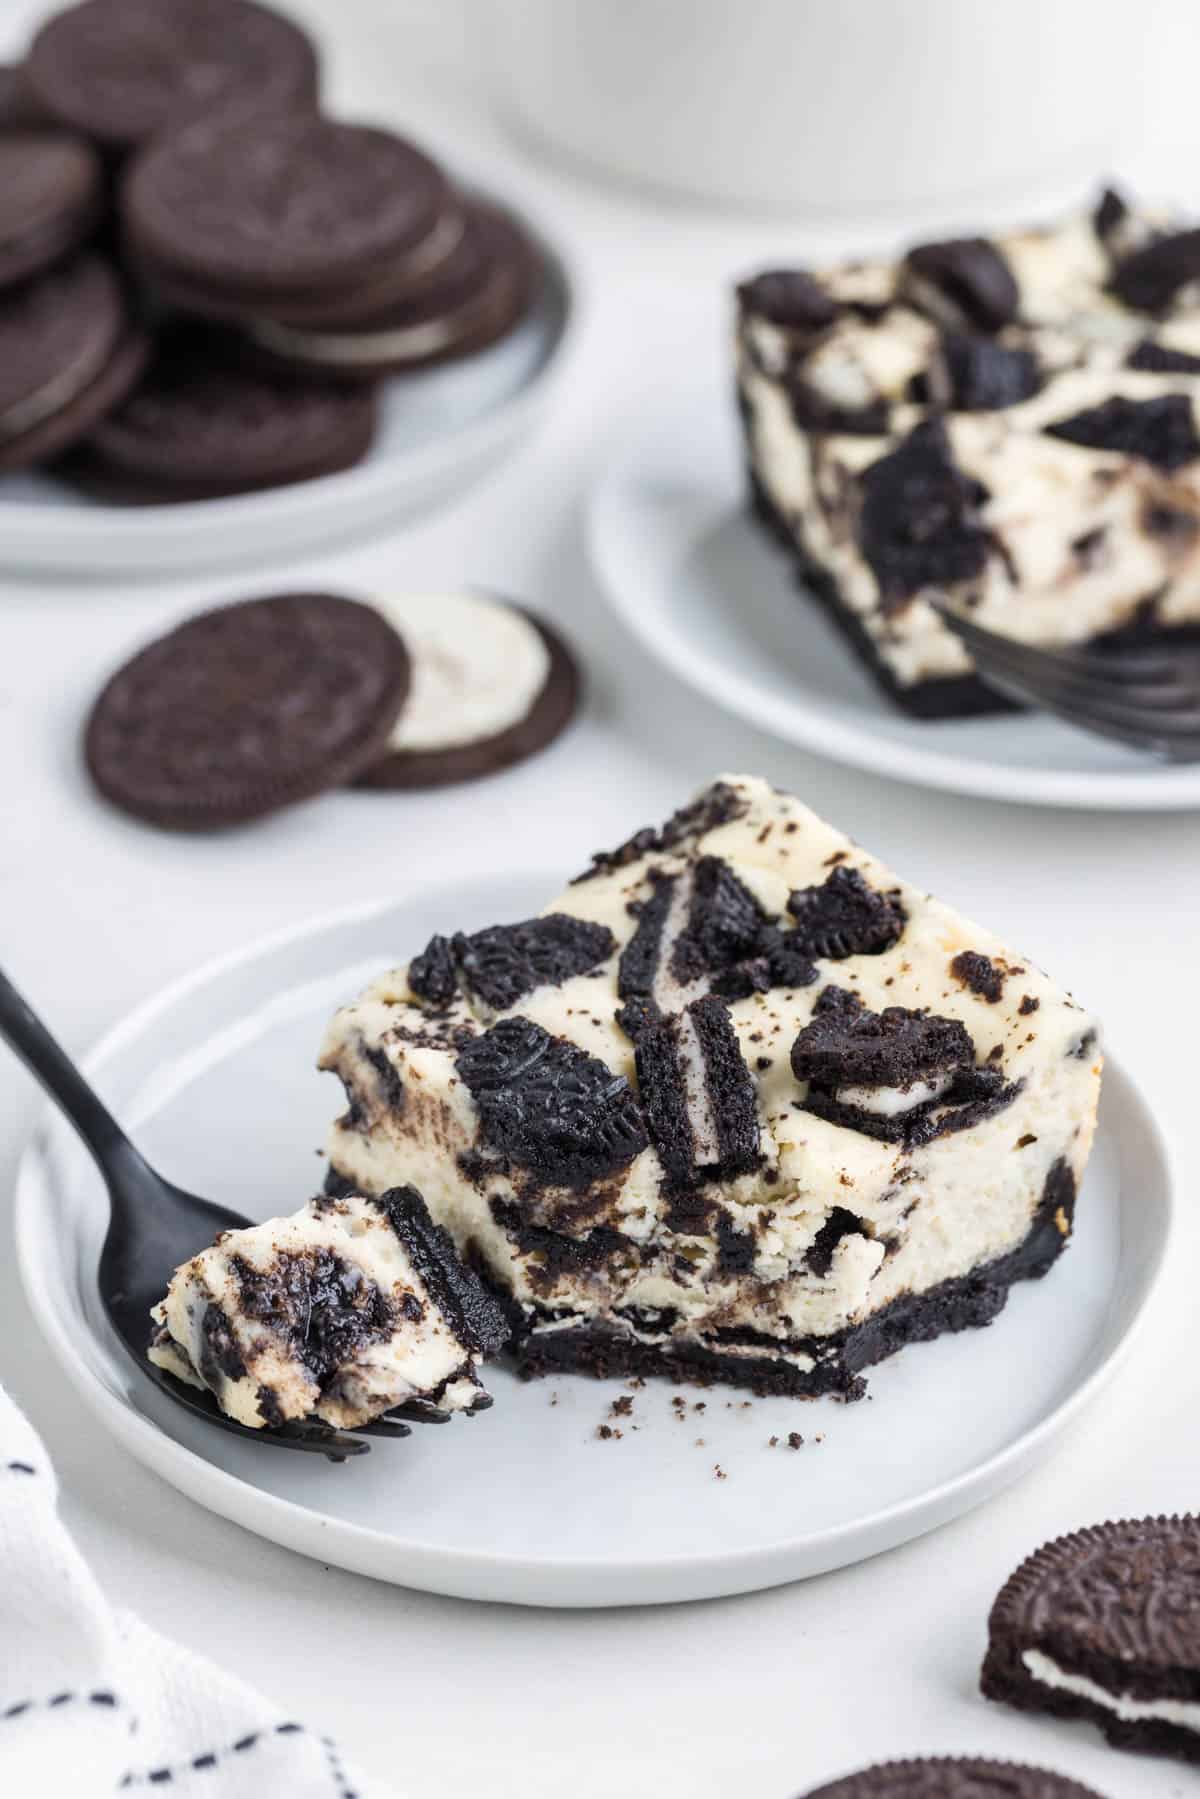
[
  {"x1": 797, "y1": 1759, "x2": 1105, "y2": 1798},
  {"x1": 0, "y1": 65, "x2": 47, "y2": 131},
  {"x1": 85, "y1": 592, "x2": 411, "y2": 829},
  {"x1": 248, "y1": 201, "x2": 538, "y2": 379},
  {"x1": 0, "y1": 131, "x2": 104, "y2": 288},
  {"x1": 122, "y1": 112, "x2": 463, "y2": 328},
  {"x1": 0, "y1": 253, "x2": 146, "y2": 472},
  {"x1": 982, "y1": 1516, "x2": 1200, "y2": 1765},
  {"x1": 355, "y1": 591, "x2": 579, "y2": 789},
  {"x1": 72, "y1": 325, "x2": 378, "y2": 501},
  {"x1": 25, "y1": 0, "x2": 319, "y2": 154}
]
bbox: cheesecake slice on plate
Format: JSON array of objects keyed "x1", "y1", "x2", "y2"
[{"x1": 320, "y1": 775, "x2": 1101, "y2": 1398}]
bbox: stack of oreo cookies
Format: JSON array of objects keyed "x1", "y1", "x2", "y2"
[{"x1": 0, "y1": 0, "x2": 541, "y2": 499}]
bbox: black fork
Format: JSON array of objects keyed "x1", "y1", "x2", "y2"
[
  {"x1": 932, "y1": 598, "x2": 1200, "y2": 761},
  {"x1": 0, "y1": 968, "x2": 457, "y2": 1461}
]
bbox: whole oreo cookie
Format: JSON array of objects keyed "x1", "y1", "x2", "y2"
[
  {"x1": 72, "y1": 325, "x2": 378, "y2": 500},
  {"x1": 26, "y1": 0, "x2": 319, "y2": 153},
  {"x1": 982, "y1": 1515, "x2": 1200, "y2": 1765},
  {"x1": 85, "y1": 592, "x2": 411, "y2": 829},
  {"x1": 122, "y1": 112, "x2": 457, "y2": 326},
  {"x1": 797, "y1": 1757, "x2": 1104, "y2": 1798},
  {"x1": 356, "y1": 592, "x2": 579, "y2": 790},
  {"x1": 246, "y1": 201, "x2": 538, "y2": 379},
  {"x1": 0, "y1": 131, "x2": 104, "y2": 289},
  {"x1": 0, "y1": 253, "x2": 146, "y2": 472}
]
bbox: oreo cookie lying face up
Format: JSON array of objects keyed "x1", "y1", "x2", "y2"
[
  {"x1": 797, "y1": 1758, "x2": 1105, "y2": 1799},
  {"x1": 356, "y1": 590, "x2": 579, "y2": 789},
  {"x1": 982, "y1": 1515, "x2": 1200, "y2": 1765}
]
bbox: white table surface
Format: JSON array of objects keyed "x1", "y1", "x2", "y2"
[{"x1": 2, "y1": 5, "x2": 1198, "y2": 1795}]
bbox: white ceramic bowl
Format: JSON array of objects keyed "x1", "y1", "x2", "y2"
[{"x1": 483, "y1": 0, "x2": 1131, "y2": 223}]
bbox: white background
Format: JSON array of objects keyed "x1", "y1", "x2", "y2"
[{"x1": 2, "y1": 4, "x2": 1198, "y2": 1795}]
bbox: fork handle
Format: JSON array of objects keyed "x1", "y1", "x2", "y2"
[{"x1": 0, "y1": 967, "x2": 143, "y2": 1181}]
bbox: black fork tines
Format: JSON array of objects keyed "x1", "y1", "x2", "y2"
[{"x1": 932, "y1": 599, "x2": 1200, "y2": 761}]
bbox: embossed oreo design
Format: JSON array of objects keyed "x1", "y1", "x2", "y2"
[
  {"x1": 800, "y1": 1758, "x2": 1106, "y2": 1799},
  {"x1": 635, "y1": 994, "x2": 762, "y2": 1195},
  {"x1": 791, "y1": 987, "x2": 1018, "y2": 1146},
  {"x1": 456, "y1": 1016, "x2": 647, "y2": 1190},
  {"x1": 410, "y1": 914, "x2": 615, "y2": 1013},
  {"x1": 982, "y1": 1517, "x2": 1200, "y2": 1764}
]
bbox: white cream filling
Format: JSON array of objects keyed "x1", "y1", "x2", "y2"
[
  {"x1": 834, "y1": 1074, "x2": 953, "y2": 1117},
  {"x1": 676, "y1": 1007, "x2": 720, "y2": 1163},
  {"x1": 372, "y1": 591, "x2": 550, "y2": 753},
  {"x1": 1022, "y1": 1650, "x2": 1200, "y2": 1733}
]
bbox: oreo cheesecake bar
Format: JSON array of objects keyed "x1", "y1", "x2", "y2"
[
  {"x1": 320, "y1": 775, "x2": 1101, "y2": 1399},
  {"x1": 737, "y1": 189, "x2": 1200, "y2": 717},
  {"x1": 149, "y1": 1186, "x2": 508, "y2": 1429}
]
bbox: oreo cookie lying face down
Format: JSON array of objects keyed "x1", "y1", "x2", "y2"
[
  {"x1": 355, "y1": 592, "x2": 580, "y2": 790},
  {"x1": 736, "y1": 188, "x2": 1200, "y2": 718},
  {"x1": 320, "y1": 775, "x2": 1102, "y2": 1399},
  {"x1": 982, "y1": 1515, "x2": 1200, "y2": 1765},
  {"x1": 797, "y1": 1759, "x2": 1106, "y2": 1799},
  {"x1": 149, "y1": 1187, "x2": 509, "y2": 1430}
]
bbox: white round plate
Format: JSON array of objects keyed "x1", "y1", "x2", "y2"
[
  {"x1": 0, "y1": 198, "x2": 575, "y2": 577},
  {"x1": 16, "y1": 874, "x2": 1171, "y2": 1608},
  {"x1": 587, "y1": 385, "x2": 1200, "y2": 810}
]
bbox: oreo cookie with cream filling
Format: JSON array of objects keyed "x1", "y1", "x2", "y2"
[
  {"x1": 70, "y1": 323, "x2": 379, "y2": 501},
  {"x1": 122, "y1": 111, "x2": 461, "y2": 329},
  {"x1": 982, "y1": 1515, "x2": 1200, "y2": 1765},
  {"x1": 0, "y1": 132, "x2": 105, "y2": 289},
  {"x1": 0, "y1": 253, "x2": 147, "y2": 473},
  {"x1": 27, "y1": 0, "x2": 319, "y2": 155},
  {"x1": 247, "y1": 201, "x2": 538, "y2": 379},
  {"x1": 356, "y1": 591, "x2": 579, "y2": 789}
]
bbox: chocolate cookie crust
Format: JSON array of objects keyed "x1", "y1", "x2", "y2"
[
  {"x1": 85, "y1": 592, "x2": 411, "y2": 829},
  {"x1": 26, "y1": 0, "x2": 319, "y2": 152},
  {"x1": 982, "y1": 1515, "x2": 1200, "y2": 1765}
]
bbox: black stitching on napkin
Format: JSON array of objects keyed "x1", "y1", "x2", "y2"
[
  {"x1": 3, "y1": 1690, "x2": 123, "y2": 1721},
  {"x1": 118, "y1": 1720, "x2": 311, "y2": 1788},
  {"x1": 322, "y1": 1735, "x2": 357, "y2": 1798},
  {"x1": 6, "y1": 1461, "x2": 36, "y2": 1474}
]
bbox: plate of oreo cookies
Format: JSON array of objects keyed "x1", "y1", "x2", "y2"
[{"x1": 0, "y1": 0, "x2": 574, "y2": 573}]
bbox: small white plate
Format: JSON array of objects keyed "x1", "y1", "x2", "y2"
[
  {"x1": 0, "y1": 200, "x2": 576, "y2": 577},
  {"x1": 15, "y1": 875, "x2": 1172, "y2": 1607},
  {"x1": 587, "y1": 386, "x2": 1200, "y2": 810}
]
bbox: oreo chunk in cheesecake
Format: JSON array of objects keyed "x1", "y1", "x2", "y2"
[
  {"x1": 149, "y1": 1187, "x2": 509, "y2": 1430},
  {"x1": 356, "y1": 591, "x2": 580, "y2": 790},
  {"x1": 982, "y1": 1516, "x2": 1200, "y2": 1765},
  {"x1": 320, "y1": 775, "x2": 1101, "y2": 1400},
  {"x1": 736, "y1": 188, "x2": 1200, "y2": 719},
  {"x1": 798, "y1": 1758, "x2": 1106, "y2": 1799}
]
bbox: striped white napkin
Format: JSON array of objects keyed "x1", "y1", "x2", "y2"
[{"x1": 0, "y1": 1384, "x2": 385, "y2": 1796}]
